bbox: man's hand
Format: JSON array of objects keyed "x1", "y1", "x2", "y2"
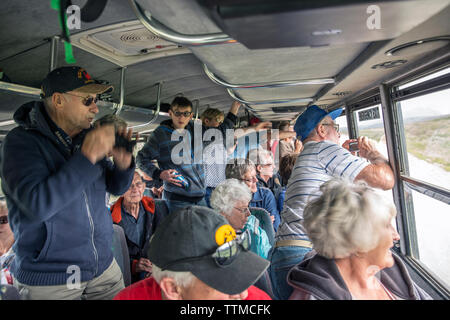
[
  {"x1": 135, "y1": 258, "x2": 153, "y2": 274},
  {"x1": 229, "y1": 101, "x2": 242, "y2": 115},
  {"x1": 159, "y1": 169, "x2": 183, "y2": 187},
  {"x1": 81, "y1": 124, "x2": 116, "y2": 164},
  {"x1": 151, "y1": 185, "x2": 164, "y2": 198},
  {"x1": 356, "y1": 136, "x2": 384, "y2": 161},
  {"x1": 254, "y1": 121, "x2": 272, "y2": 132},
  {"x1": 111, "y1": 127, "x2": 134, "y2": 170},
  {"x1": 294, "y1": 139, "x2": 303, "y2": 153}
]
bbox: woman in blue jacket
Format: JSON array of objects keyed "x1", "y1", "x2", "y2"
[{"x1": 226, "y1": 159, "x2": 280, "y2": 232}]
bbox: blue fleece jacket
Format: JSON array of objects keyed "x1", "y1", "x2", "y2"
[
  {"x1": 137, "y1": 113, "x2": 237, "y2": 199},
  {"x1": 250, "y1": 186, "x2": 280, "y2": 232},
  {"x1": 0, "y1": 101, "x2": 135, "y2": 286}
]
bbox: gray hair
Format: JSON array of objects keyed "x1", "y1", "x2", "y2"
[
  {"x1": 225, "y1": 158, "x2": 255, "y2": 180},
  {"x1": 304, "y1": 178, "x2": 396, "y2": 259},
  {"x1": 151, "y1": 264, "x2": 195, "y2": 288},
  {"x1": 247, "y1": 148, "x2": 272, "y2": 166},
  {"x1": 210, "y1": 179, "x2": 252, "y2": 216}
]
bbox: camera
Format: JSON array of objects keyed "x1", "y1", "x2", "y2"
[
  {"x1": 348, "y1": 141, "x2": 359, "y2": 152},
  {"x1": 114, "y1": 133, "x2": 136, "y2": 153}
]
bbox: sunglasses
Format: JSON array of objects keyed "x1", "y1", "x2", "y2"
[
  {"x1": 160, "y1": 229, "x2": 251, "y2": 270},
  {"x1": 0, "y1": 216, "x2": 8, "y2": 224},
  {"x1": 172, "y1": 111, "x2": 192, "y2": 117},
  {"x1": 64, "y1": 93, "x2": 99, "y2": 107},
  {"x1": 212, "y1": 229, "x2": 251, "y2": 267}
]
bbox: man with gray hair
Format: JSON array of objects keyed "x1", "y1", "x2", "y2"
[
  {"x1": 270, "y1": 105, "x2": 395, "y2": 300},
  {"x1": 113, "y1": 205, "x2": 271, "y2": 300}
]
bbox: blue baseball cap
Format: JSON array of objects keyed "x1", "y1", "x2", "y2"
[{"x1": 294, "y1": 105, "x2": 343, "y2": 141}]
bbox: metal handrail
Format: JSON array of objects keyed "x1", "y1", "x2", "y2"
[
  {"x1": 114, "y1": 67, "x2": 126, "y2": 115},
  {"x1": 129, "y1": 0, "x2": 234, "y2": 46},
  {"x1": 0, "y1": 81, "x2": 41, "y2": 97},
  {"x1": 131, "y1": 82, "x2": 162, "y2": 129},
  {"x1": 203, "y1": 63, "x2": 335, "y2": 89},
  {"x1": 227, "y1": 88, "x2": 314, "y2": 106}
]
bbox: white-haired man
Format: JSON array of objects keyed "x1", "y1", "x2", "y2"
[
  {"x1": 270, "y1": 105, "x2": 395, "y2": 300},
  {"x1": 114, "y1": 206, "x2": 271, "y2": 300}
]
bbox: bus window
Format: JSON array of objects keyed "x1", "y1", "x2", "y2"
[
  {"x1": 408, "y1": 188, "x2": 450, "y2": 287},
  {"x1": 335, "y1": 114, "x2": 348, "y2": 143},
  {"x1": 396, "y1": 88, "x2": 450, "y2": 189},
  {"x1": 395, "y1": 68, "x2": 450, "y2": 291},
  {"x1": 354, "y1": 104, "x2": 389, "y2": 158}
]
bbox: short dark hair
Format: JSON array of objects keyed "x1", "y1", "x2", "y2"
[
  {"x1": 278, "y1": 120, "x2": 291, "y2": 131},
  {"x1": 279, "y1": 153, "x2": 297, "y2": 186},
  {"x1": 171, "y1": 96, "x2": 192, "y2": 110}
]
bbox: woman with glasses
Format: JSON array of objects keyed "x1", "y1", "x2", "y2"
[
  {"x1": 210, "y1": 179, "x2": 271, "y2": 259},
  {"x1": 0, "y1": 201, "x2": 15, "y2": 285},
  {"x1": 225, "y1": 158, "x2": 280, "y2": 233}
]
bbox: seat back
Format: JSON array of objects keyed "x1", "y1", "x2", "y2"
[
  {"x1": 0, "y1": 284, "x2": 21, "y2": 300},
  {"x1": 253, "y1": 270, "x2": 275, "y2": 299},
  {"x1": 249, "y1": 207, "x2": 276, "y2": 246},
  {"x1": 154, "y1": 198, "x2": 170, "y2": 223},
  {"x1": 112, "y1": 224, "x2": 131, "y2": 287}
]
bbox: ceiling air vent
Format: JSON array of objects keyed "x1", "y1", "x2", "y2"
[
  {"x1": 71, "y1": 20, "x2": 190, "y2": 66},
  {"x1": 271, "y1": 106, "x2": 307, "y2": 113}
]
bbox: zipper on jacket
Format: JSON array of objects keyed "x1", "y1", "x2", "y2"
[{"x1": 83, "y1": 191, "x2": 99, "y2": 276}]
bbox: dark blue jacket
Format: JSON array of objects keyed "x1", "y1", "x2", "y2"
[
  {"x1": 250, "y1": 186, "x2": 280, "y2": 232},
  {"x1": 136, "y1": 113, "x2": 237, "y2": 199},
  {"x1": 0, "y1": 101, "x2": 135, "y2": 286}
]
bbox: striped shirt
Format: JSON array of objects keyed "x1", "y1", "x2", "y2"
[{"x1": 275, "y1": 140, "x2": 369, "y2": 242}]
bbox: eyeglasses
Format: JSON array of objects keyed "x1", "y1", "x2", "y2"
[
  {"x1": 64, "y1": 92, "x2": 99, "y2": 107},
  {"x1": 173, "y1": 111, "x2": 193, "y2": 117},
  {"x1": 322, "y1": 122, "x2": 339, "y2": 132},
  {"x1": 239, "y1": 176, "x2": 257, "y2": 184},
  {"x1": 233, "y1": 206, "x2": 250, "y2": 214},
  {"x1": 0, "y1": 216, "x2": 8, "y2": 224},
  {"x1": 212, "y1": 229, "x2": 251, "y2": 267}
]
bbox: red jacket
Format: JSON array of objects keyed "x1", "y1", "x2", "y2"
[
  {"x1": 113, "y1": 277, "x2": 272, "y2": 300},
  {"x1": 110, "y1": 196, "x2": 157, "y2": 277}
]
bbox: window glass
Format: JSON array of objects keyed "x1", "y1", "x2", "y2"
[
  {"x1": 398, "y1": 67, "x2": 450, "y2": 90},
  {"x1": 396, "y1": 89, "x2": 450, "y2": 190},
  {"x1": 355, "y1": 104, "x2": 389, "y2": 158},
  {"x1": 409, "y1": 188, "x2": 450, "y2": 288}
]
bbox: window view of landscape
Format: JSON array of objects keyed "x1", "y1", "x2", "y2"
[{"x1": 336, "y1": 86, "x2": 450, "y2": 288}]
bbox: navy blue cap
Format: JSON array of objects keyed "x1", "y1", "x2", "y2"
[
  {"x1": 294, "y1": 105, "x2": 343, "y2": 141},
  {"x1": 41, "y1": 66, "x2": 112, "y2": 98}
]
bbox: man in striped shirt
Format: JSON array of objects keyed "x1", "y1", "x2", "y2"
[{"x1": 269, "y1": 105, "x2": 394, "y2": 300}]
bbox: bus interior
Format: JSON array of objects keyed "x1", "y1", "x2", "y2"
[{"x1": 0, "y1": 0, "x2": 449, "y2": 299}]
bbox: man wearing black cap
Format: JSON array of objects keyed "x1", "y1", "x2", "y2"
[
  {"x1": 0, "y1": 66, "x2": 135, "y2": 299},
  {"x1": 114, "y1": 206, "x2": 271, "y2": 300},
  {"x1": 270, "y1": 105, "x2": 395, "y2": 300}
]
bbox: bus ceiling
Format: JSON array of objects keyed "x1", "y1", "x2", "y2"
[{"x1": 0, "y1": 0, "x2": 449, "y2": 126}]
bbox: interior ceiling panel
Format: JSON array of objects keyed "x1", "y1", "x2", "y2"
[{"x1": 1, "y1": 0, "x2": 449, "y2": 126}]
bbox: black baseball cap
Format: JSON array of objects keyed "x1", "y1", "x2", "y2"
[
  {"x1": 40, "y1": 66, "x2": 113, "y2": 98},
  {"x1": 147, "y1": 205, "x2": 270, "y2": 295}
]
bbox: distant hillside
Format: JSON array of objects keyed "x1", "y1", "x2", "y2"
[{"x1": 359, "y1": 115, "x2": 450, "y2": 171}]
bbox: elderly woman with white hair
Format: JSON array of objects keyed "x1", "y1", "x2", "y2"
[
  {"x1": 210, "y1": 179, "x2": 272, "y2": 259},
  {"x1": 287, "y1": 178, "x2": 431, "y2": 300}
]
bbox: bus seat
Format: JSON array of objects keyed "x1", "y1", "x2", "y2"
[
  {"x1": 0, "y1": 284, "x2": 21, "y2": 300},
  {"x1": 254, "y1": 269, "x2": 275, "y2": 299},
  {"x1": 154, "y1": 198, "x2": 170, "y2": 222},
  {"x1": 112, "y1": 224, "x2": 131, "y2": 287},
  {"x1": 249, "y1": 207, "x2": 276, "y2": 246}
]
